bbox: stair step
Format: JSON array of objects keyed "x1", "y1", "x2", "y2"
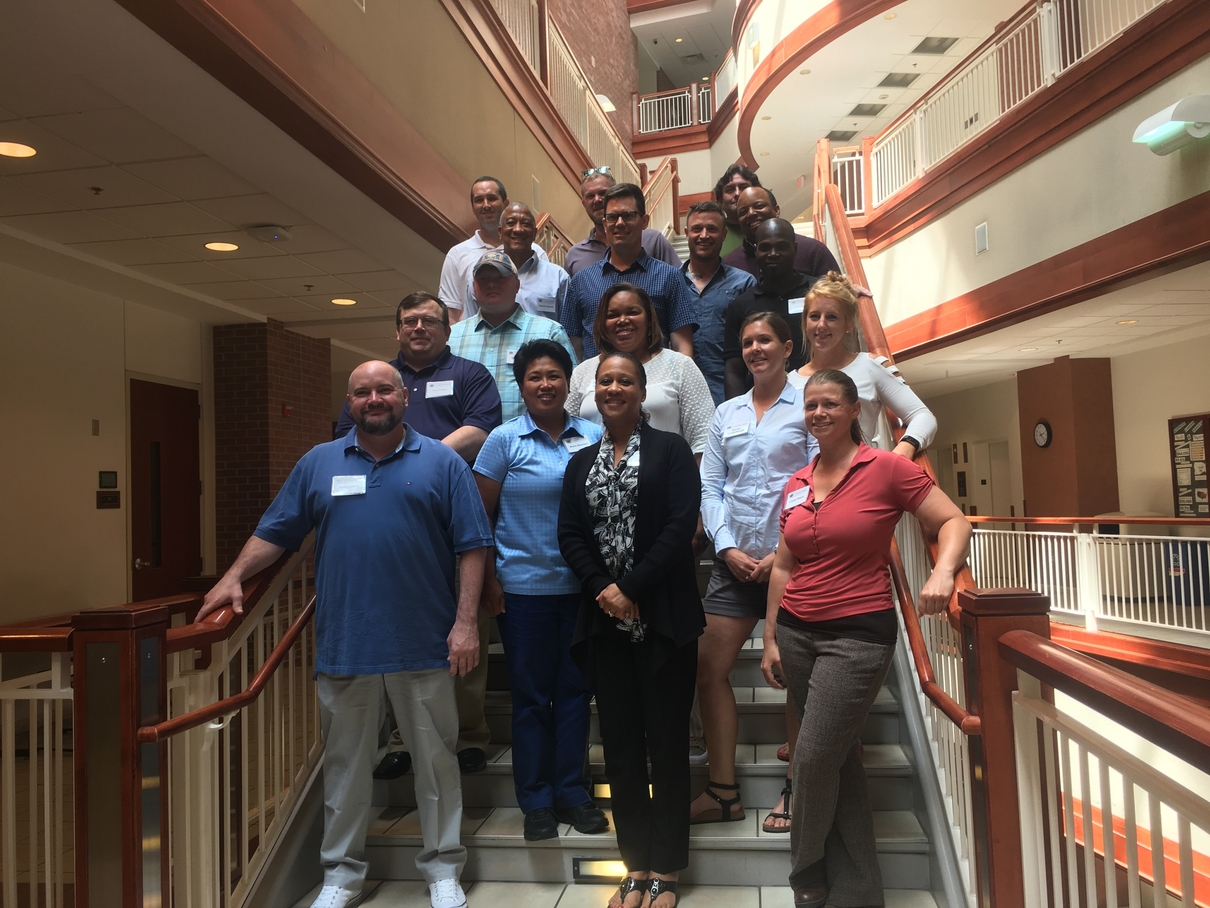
[
  {"x1": 365, "y1": 807, "x2": 929, "y2": 887},
  {"x1": 293, "y1": 880, "x2": 938, "y2": 908}
]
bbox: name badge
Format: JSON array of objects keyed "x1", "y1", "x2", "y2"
[
  {"x1": 788, "y1": 297, "x2": 806, "y2": 315},
  {"x1": 785, "y1": 486, "x2": 810, "y2": 509},
  {"x1": 331, "y1": 475, "x2": 367, "y2": 497},
  {"x1": 563, "y1": 435, "x2": 593, "y2": 453},
  {"x1": 723, "y1": 421, "x2": 752, "y2": 439},
  {"x1": 426, "y1": 380, "x2": 454, "y2": 398},
  {"x1": 536, "y1": 297, "x2": 557, "y2": 315},
  {"x1": 506, "y1": 349, "x2": 518, "y2": 365}
]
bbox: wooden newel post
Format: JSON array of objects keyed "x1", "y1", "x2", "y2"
[
  {"x1": 72, "y1": 603, "x2": 171, "y2": 908},
  {"x1": 958, "y1": 588, "x2": 1051, "y2": 908}
]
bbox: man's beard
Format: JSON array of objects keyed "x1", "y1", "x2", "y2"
[{"x1": 357, "y1": 408, "x2": 399, "y2": 435}]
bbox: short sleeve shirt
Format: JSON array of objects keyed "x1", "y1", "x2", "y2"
[
  {"x1": 778, "y1": 445, "x2": 933, "y2": 622},
  {"x1": 682, "y1": 262, "x2": 755, "y2": 405},
  {"x1": 473, "y1": 414, "x2": 604, "y2": 594},
  {"x1": 254, "y1": 428, "x2": 494, "y2": 674}
]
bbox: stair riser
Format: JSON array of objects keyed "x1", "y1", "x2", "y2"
[{"x1": 366, "y1": 843, "x2": 929, "y2": 888}]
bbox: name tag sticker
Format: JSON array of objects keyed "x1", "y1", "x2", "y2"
[
  {"x1": 536, "y1": 297, "x2": 557, "y2": 314},
  {"x1": 785, "y1": 486, "x2": 810, "y2": 509},
  {"x1": 563, "y1": 436, "x2": 593, "y2": 453},
  {"x1": 506, "y1": 349, "x2": 518, "y2": 364},
  {"x1": 426, "y1": 380, "x2": 454, "y2": 398},
  {"x1": 723, "y1": 421, "x2": 752, "y2": 439},
  {"x1": 788, "y1": 297, "x2": 806, "y2": 315},
  {"x1": 331, "y1": 475, "x2": 367, "y2": 497}
]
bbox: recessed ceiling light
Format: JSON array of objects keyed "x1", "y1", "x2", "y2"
[
  {"x1": 0, "y1": 142, "x2": 37, "y2": 158},
  {"x1": 761, "y1": 115, "x2": 771, "y2": 120},
  {"x1": 204, "y1": 241, "x2": 239, "y2": 252},
  {"x1": 884, "y1": 12, "x2": 897, "y2": 19},
  {"x1": 1019, "y1": 347, "x2": 1039, "y2": 352},
  {"x1": 760, "y1": 152, "x2": 770, "y2": 156},
  {"x1": 675, "y1": 37, "x2": 683, "y2": 43},
  {"x1": 799, "y1": 69, "x2": 811, "y2": 75},
  {"x1": 701, "y1": 76, "x2": 709, "y2": 81},
  {"x1": 332, "y1": 298, "x2": 357, "y2": 306},
  {"x1": 1116, "y1": 319, "x2": 1139, "y2": 325},
  {"x1": 879, "y1": 94, "x2": 889, "y2": 100}
]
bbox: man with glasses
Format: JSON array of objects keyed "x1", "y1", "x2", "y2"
[
  {"x1": 559, "y1": 182, "x2": 697, "y2": 360},
  {"x1": 564, "y1": 166, "x2": 681, "y2": 276}
]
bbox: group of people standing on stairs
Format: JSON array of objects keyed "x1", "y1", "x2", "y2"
[{"x1": 196, "y1": 162, "x2": 973, "y2": 908}]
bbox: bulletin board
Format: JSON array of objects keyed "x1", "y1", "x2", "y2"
[{"x1": 1169, "y1": 414, "x2": 1210, "y2": 518}]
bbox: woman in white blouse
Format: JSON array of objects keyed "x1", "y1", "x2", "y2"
[
  {"x1": 788, "y1": 272, "x2": 937, "y2": 456},
  {"x1": 566, "y1": 283, "x2": 715, "y2": 457},
  {"x1": 690, "y1": 312, "x2": 816, "y2": 829}
]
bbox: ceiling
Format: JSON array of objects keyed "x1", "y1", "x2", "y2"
[
  {"x1": 0, "y1": 0, "x2": 447, "y2": 364},
  {"x1": 895, "y1": 259, "x2": 1210, "y2": 399},
  {"x1": 631, "y1": 0, "x2": 738, "y2": 87}
]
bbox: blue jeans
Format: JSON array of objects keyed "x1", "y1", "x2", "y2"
[{"x1": 496, "y1": 592, "x2": 592, "y2": 813}]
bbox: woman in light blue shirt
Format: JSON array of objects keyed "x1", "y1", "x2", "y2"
[
  {"x1": 690, "y1": 312, "x2": 817, "y2": 829},
  {"x1": 473, "y1": 339, "x2": 607, "y2": 843}
]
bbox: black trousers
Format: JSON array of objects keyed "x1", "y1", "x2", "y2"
[{"x1": 593, "y1": 630, "x2": 698, "y2": 874}]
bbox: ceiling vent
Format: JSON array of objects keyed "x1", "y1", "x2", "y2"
[
  {"x1": 247, "y1": 224, "x2": 292, "y2": 243},
  {"x1": 679, "y1": 52, "x2": 706, "y2": 63},
  {"x1": 912, "y1": 36, "x2": 960, "y2": 55},
  {"x1": 879, "y1": 72, "x2": 920, "y2": 88},
  {"x1": 826, "y1": 130, "x2": 859, "y2": 142},
  {"x1": 848, "y1": 103, "x2": 887, "y2": 117}
]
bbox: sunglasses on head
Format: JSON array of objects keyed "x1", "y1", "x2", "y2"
[{"x1": 581, "y1": 166, "x2": 613, "y2": 179}]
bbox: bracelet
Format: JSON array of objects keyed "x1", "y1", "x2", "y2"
[{"x1": 901, "y1": 435, "x2": 921, "y2": 454}]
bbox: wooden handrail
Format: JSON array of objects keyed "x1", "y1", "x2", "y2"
[
  {"x1": 998, "y1": 630, "x2": 1210, "y2": 770},
  {"x1": 968, "y1": 515, "x2": 1210, "y2": 526},
  {"x1": 0, "y1": 627, "x2": 74, "y2": 653},
  {"x1": 137, "y1": 595, "x2": 316, "y2": 743},
  {"x1": 635, "y1": 85, "x2": 695, "y2": 102},
  {"x1": 890, "y1": 538, "x2": 982, "y2": 735}
]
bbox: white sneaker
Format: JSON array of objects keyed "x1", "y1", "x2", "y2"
[
  {"x1": 430, "y1": 878, "x2": 467, "y2": 908},
  {"x1": 310, "y1": 885, "x2": 364, "y2": 908}
]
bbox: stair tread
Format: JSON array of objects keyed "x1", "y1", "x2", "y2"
[
  {"x1": 294, "y1": 880, "x2": 937, "y2": 908},
  {"x1": 484, "y1": 687, "x2": 898, "y2": 714},
  {"x1": 367, "y1": 806, "x2": 926, "y2": 852}
]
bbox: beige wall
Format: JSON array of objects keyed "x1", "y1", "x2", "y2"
[
  {"x1": 864, "y1": 54, "x2": 1210, "y2": 327},
  {"x1": 0, "y1": 264, "x2": 212, "y2": 621},
  {"x1": 292, "y1": 0, "x2": 592, "y2": 240}
]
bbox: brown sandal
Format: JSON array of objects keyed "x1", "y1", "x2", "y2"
[{"x1": 690, "y1": 781, "x2": 745, "y2": 824}]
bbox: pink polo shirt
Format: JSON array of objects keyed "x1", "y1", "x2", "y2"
[{"x1": 779, "y1": 445, "x2": 933, "y2": 623}]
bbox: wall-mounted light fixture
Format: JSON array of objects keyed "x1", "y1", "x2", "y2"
[{"x1": 1133, "y1": 95, "x2": 1210, "y2": 155}]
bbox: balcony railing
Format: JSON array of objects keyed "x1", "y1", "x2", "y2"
[{"x1": 633, "y1": 50, "x2": 736, "y2": 134}]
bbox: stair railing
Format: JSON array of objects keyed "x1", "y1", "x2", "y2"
[
  {"x1": 642, "y1": 156, "x2": 681, "y2": 237},
  {"x1": 534, "y1": 212, "x2": 574, "y2": 267}
]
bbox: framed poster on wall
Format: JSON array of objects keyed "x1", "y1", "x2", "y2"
[{"x1": 1168, "y1": 414, "x2": 1209, "y2": 518}]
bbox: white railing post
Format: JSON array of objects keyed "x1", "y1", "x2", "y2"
[
  {"x1": 1039, "y1": 1, "x2": 1061, "y2": 85},
  {"x1": 1074, "y1": 531, "x2": 1103, "y2": 633},
  {"x1": 913, "y1": 108, "x2": 926, "y2": 178},
  {"x1": 1013, "y1": 673, "x2": 1050, "y2": 908}
]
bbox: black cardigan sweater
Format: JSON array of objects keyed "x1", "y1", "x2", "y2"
[{"x1": 557, "y1": 422, "x2": 705, "y2": 668}]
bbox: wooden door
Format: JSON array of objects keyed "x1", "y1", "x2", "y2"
[{"x1": 130, "y1": 379, "x2": 201, "y2": 600}]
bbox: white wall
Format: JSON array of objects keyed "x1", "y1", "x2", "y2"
[
  {"x1": 0, "y1": 263, "x2": 210, "y2": 621},
  {"x1": 638, "y1": 111, "x2": 743, "y2": 201},
  {"x1": 864, "y1": 55, "x2": 1210, "y2": 327}
]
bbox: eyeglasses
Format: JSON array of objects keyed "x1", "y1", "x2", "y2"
[
  {"x1": 603, "y1": 210, "x2": 640, "y2": 225},
  {"x1": 581, "y1": 166, "x2": 612, "y2": 179},
  {"x1": 398, "y1": 315, "x2": 445, "y2": 330}
]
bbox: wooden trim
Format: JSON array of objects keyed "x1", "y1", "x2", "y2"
[
  {"x1": 1051, "y1": 623, "x2": 1210, "y2": 685},
  {"x1": 677, "y1": 190, "x2": 713, "y2": 215},
  {"x1": 998, "y1": 629, "x2": 1210, "y2": 770},
  {"x1": 885, "y1": 187, "x2": 1210, "y2": 359},
  {"x1": 859, "y1": 0, "x2": 1210, "y2": 255},
  {"x1": 628, "y1": 0, "x2": 696, "y2": 12},
  {"x1": 736, "y1": 0, "x2": 902, "y2": 167},
  {"x1": 112, "y1": 0, "x2": 477, "y2": 251}
]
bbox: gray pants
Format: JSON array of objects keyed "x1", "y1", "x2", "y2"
[
  {"x1": 318, "y1": 671, "x2": 466, "y2": 890},
  {"x1": 777, "y1": 623, "x2": 895, "y2": 907}
]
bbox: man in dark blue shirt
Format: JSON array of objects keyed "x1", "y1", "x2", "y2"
[
  {"x1": 198, "y1": 360, "x2": 493, "y2": 908},
  {"x1": 335, "y1": 293, "x2": 501, "y2": 463}
]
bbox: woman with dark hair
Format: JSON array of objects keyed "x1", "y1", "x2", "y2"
[
  {"x1": 558, "y1": 352, "x2": 704, "y2": 908},
  {"x1": 691, "y1": 312, "x2": 816, "y2": 829},
  {"x1": 761, "y1": 369, "x2": 969, "y2": 908},
  {"x1": 566, "y1": 282, "x2": 714, "y2": 457},
  {"x1": 473, "y1": 339, "x2": 607, "y2": 842}
]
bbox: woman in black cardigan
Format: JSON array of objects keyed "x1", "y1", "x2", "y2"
[{"x1": 558, "y1": 351, "x2": 704, "y2": 908}]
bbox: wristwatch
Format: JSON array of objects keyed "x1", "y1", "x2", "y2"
[{"x1": 901, "y1": 435, "x2": 921, "y2": 454}]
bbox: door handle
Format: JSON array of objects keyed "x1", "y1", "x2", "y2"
[{"x1": 133, "y1": 557, "x2": 152, "y2": 571}]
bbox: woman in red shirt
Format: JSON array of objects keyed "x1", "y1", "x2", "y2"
[{"x1": 761, "y1": 369, "x2": 969, "y2": 908}]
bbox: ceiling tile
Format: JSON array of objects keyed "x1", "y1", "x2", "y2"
[
  {"x1": 2, "y1": 210, "x2": 139, "y2": 244},
  {"x1": 298, "y1": 248, "x2": 389, "y2": 274},
  {"x1": 191, "y1": 193, "x2": 309, "y2": 230},
  {"x1": 0, "y1": 73, "x2": 122, "y2": 119},
  {"x1": 68, "y1": 237, "x2": 198, "y2": 265},
  {"x1": 0, "y1": 104, "x2": 18, "y2": 122},
  {"x1": 131, "y1": 261, "x2": 244, "y2": 284},
  {"x1": 216, "y1": 254, "x2": 324, "y2": 282},
  {"x1": 11, "y1": 165, "x2": 176, "y2": 210},
  {"x1": 121, "y1": 157, "x2": 260, "y2": 200},
  {"x1": 184, "y1": 280, "x2": 285, "y2": 301},
  {"x1": 0, "y1": 121, "x2": 107, "y2": 173},
  {"x1": 33, "y1": 107, "x2": 197, "y2": 164},
  {"x1": 158, "y1": 231, "x2": 287, "y2": 260},
  {"x1": 95, "y1": 201, "x2": 235, "y2": 237},
  {"x1": 266, "y1": 224, "x2": 350, "y2": 255},
  {"x1": 0, "y1": 177, "x2": 71, "y2": 217},
  {"x1": 239, "y1": 298, "x2": 329, "y2": 315},
  {"x1": 254, "y1": 274, "x2": 355, "y2": 296},
  {"x1": 339, "y1": 270, "x2": 412, "y2": 292}
]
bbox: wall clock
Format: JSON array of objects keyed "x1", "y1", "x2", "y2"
[{"x1": 1033, "y1": 420, "x2": 1052, "y2": 448}]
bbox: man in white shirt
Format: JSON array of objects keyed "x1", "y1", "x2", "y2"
[
  {"x1": 439, "y1": 177, "x2": 548, "y2": 323},
  {"x1": 462, "y1": 202, "x2": 568, "y2": 320}
]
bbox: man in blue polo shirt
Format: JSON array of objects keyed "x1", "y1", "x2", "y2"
[
  {"x1": 558, "y1": 182, "x2": 697, "y2": 360},
  {"x1": 197, "y1": 360, "x2": 493, "y2": 908}
]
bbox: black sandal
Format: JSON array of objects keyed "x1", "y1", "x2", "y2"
[
  {"x1": 690, "y1": 780, "x2": 745, "y2": 824},
  {"x1": 615, "y1": 874, "x2": 646, "y2": 908},
  {"x1": 762, "y1": 776, "x2": 792, "y2": 834},
  {"x1": 647, "y1": 878, "x2": 678, "y2": 908}
]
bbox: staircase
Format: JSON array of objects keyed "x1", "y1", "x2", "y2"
[
  {"x1": 669, "y1": 231, "x2": 690, "y2": 263},
  {"x1": 288, "y1": 605, "x2": 945, "y2": 907}
]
